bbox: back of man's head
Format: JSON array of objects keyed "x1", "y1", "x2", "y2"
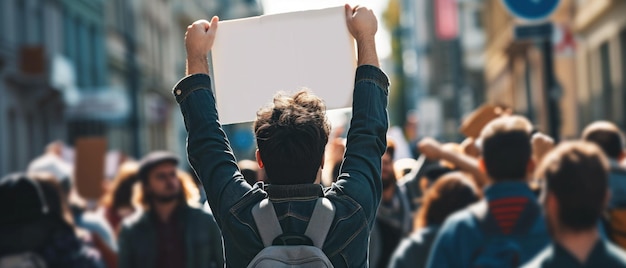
[
  {"x1": 253, "y1": 90, "x2": 330, "y2": 185},
  {"x1": 536, "y1": 141, "x2": 609, "y2": 231},
  {"x1": 479, "y1": 115, "x2": 532, "y2": 182},
  {"x1": 582, "y1": 121, "x2": 624, "y2": 160}
]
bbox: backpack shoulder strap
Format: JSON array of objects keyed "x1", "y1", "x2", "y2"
[
  {"x1": 304, "y1": 197, "x2": 335, "y2": 248},
  {"x1": 252, "y1": 198, "x2": 283, "y2": 247}
]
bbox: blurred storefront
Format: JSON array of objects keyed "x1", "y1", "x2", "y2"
[
  {"x1": 0, "y1": 0, "x2": 263, "y2": 175},
  {"x1": 388, "y1": 0, "x2": 486, "y2": 141},
  {"x1": 0, "y1": 0, "x2": 107, "y2": 174},
  {"x1": 573, "y1": 0, "x2": 626, "y2": 131},
  {"x1": 482, "y1": 0, "x2": 578, "y2": 139}
]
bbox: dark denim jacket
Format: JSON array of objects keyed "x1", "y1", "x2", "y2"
[
  {"x1": 118, "y1": 205, "x2": 224, "y2": 268},
  {"x1": 174, "y1": 65, "x2": 389, "y2": 268},
  {"x1": 426, "y1": 181, "x2": 550, "y2": 268}
]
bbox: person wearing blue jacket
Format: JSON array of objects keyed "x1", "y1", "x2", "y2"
[{"x1": 427, "y1": 116, "x2": 550, "y2": 268}]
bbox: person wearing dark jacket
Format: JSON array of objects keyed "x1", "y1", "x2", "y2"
[
  {"x1": 118, "y1": 152, "x2": 224, "y2": 268},
  {"x1": 176, "y1": 5, "x2": 388, "y2": 267},
  {"x1": 523, "y1": 142, "x2": 626, "y2": 267},
  {"x1": 388, "y1": 172, "x2": 479, "y2": 268},
  {"x1": 0, "y1": 173, "x2": 103, "y2": 268},
  {"x1": 427, "y1": 116, "x2": 550, "y2": 268}
]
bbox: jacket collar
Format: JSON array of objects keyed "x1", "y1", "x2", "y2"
[
  {"x1": 484, "y1": 181, "x2": 536, "y2": 201},
  {"x1": 147, "y1": 203, "x2": 189, "y2": 224},
  {"x1": 265, "y1": 183, "x2": 325, "y2": 201}
]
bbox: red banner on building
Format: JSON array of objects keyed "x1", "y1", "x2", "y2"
[{"x1": 435, "y1": 0, "x2": 459, "y2": 40}]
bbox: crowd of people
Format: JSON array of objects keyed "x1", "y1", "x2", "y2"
[
  {"x1": 0, "y1": 145, "x2": 223, "y2": 268},
  {"x1": 3, "y1": 3, "x2": 626, "y2": 268}
]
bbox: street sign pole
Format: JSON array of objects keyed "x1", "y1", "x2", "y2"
[
  {"x1": 541, "y1": 37, "x2": 561, "y2": 141},
  {"x1": 502, "y1": 0, "x2": 561, "y2": 140}
]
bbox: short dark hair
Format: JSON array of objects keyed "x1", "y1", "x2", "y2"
[
  {"x1": 582, "y1": 121, "x2": 624, "y2": 159},
  {"x1": 253, "y1": 90, "x2": 330, "y2": 185},
  {"x1": 414, "y1": 172, "x2": 479, "y2": 229},
  {"x1": 536, "y1": 141, "x2": 609, "y2": 231},
  {"x1": 480, "y1": 116, "x2": 532, "y2": 181}
]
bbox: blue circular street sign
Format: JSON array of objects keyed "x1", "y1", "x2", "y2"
[{"x1": 501, "y1": 0, "x2": 561, "y2": 21}]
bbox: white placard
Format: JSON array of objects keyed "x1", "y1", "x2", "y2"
[{"x1": 211, "y1": 6, "x2": 357, "y2": 124}]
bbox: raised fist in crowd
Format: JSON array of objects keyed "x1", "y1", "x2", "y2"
[
  {"x1": 418, "y1": 137, "x2": 444, "y2": 160},
  {"x1": 344, "y1": 4, "x2": 377, "y2": 41},
  {"x1": 185, "y1": 16, "x2": 219, "y2": 58}
]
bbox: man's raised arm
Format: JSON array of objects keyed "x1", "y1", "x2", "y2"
[
  {"x1": 345, "y1": 4, "x2": 379, "y2": 67},
  {"x1": 185, "y1": 17, "x2": 218, "y2": 75},
  {"x1": 173, "y1": 17, "x2": 251, "y2": 224},
  {"x1": 333, "y1": 4, "x2": 389, "y2": 225}
]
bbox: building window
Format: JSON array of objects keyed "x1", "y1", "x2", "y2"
[
  {"x1": 33, "y1": 0, "x2": 44, "y2": 44},
  {"x1": 15, "y1": 0, "x2": 26, "y2": 45},
  {"x1": 599, "y1": 42, "x2": 612, "y2": 120},
  {"x1": 89, "y1": 24, "x2": 98, "y2": 87},
  {"x1": 63, "y1": 7, "x2": 80, "y2": 83},
  {"x1": 75, "y1": 17, "x2": 85, "y2": 87}
]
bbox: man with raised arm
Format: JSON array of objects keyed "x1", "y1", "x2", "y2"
[{"x1": 174, "y1": 4, "x2": 389, "y2": 267}]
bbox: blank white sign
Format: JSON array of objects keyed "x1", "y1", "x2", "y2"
[{"x1": 211, "y1": 6, "x2": 357, "y2": 124}]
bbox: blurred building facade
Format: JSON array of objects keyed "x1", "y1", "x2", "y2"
[
  {"x1": 0, "y1": 0, "x2": 262, "y2": 175},
  {"x1": 574, "y1": 0, "x2": 626, "y2": 131},
  {"x1": 482, "y1": 0, "x2": 579, "y2": 139},
  {"x1": 388, "y1": 0, "x2": 485, "y2": 140},
  {"x1": 0, "y1": 0, "x2": 108, "y2": 174}
]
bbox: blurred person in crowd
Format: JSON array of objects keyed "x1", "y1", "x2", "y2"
[
  {"x1": 523, "y1": 142, "x2": 626, "y2": 267},
  {"x1": 439, "y1": 143, "x2": 463, "y2": 169},
  {"x1": 418, "y1": 165, "x2": 455, "y2": 195},
  {"x1": 388, "y1": 126, "x2": 413, "y2": 161},
  {"x1": 321, "y1": 126, "x2": 347, "y2": 186},
  {"x1": 176, "y1": 5, "x2": 387, "y2": 267},
  {"x1": 238, "y1": 159, "x2": 262, "y2": 186},
  {"x1": 582, "y1": 121, "x2": 626, "y2": 209},
  {"x1": 419, "y1": 137, "x2": 489, "y2": 188},
  {"x1": 394, "y1": 158, "x2": 417, "y2": 179},
  {"x1": 118, "y1": 152, "x2": 224, "y2": 268},
  {"x1": 0, "y1": 173, "x2": 104, "y2": 268},
  {"x1": 28, "y1": 141, "x2": 72, "y2": 199},
  {"x1": 173, "y1": 168, "x2": 204, "y2": 206},
  {"x1": 35, "y1": 174, "x2": 115, "y2": 268},
  {"x1": 370, "y1": 139, "x2": 413, "y2": 268},
  {"x1": 404, "y1": 111, "x2": 422, "y2": 159},
  {"x1": 389, "y1": 172, "x2": 480, "y2": 268},
  {"x1": 582, "y1": 121, "x2": 626, "y2": 249},
  {"x1": 427, "y1": 115, "x2": 550, "y2": 268},
  {"x1": 29, "y1": 141, "x2": 118, "y2": 253},
  {"x1": 68, "y1": 194, "x2": 117, "y2": 254},
  {"x1": 100, "y1": 161, "x2": 140, "y2": 233}
]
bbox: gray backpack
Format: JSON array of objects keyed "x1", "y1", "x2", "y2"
[{"x1": 247, "y1": 198, "x2": 335, "y2": 268}]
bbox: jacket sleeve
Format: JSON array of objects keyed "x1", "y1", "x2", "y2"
[
  {"x1": 173, "y1": 74, "x2": 251, "y2": 225},
  {"x1": 208, "y1": 213, "x2": 225, "y2": 268},
  {"x1": 332, "y1": 65, "x2": 389, "y2": 226},
  {"x1": 426, "y1": 221, "x2": 460, "y2": 268},
  {"x1": 117, "y1": 225, "x2": 132, "y2": 268}
]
